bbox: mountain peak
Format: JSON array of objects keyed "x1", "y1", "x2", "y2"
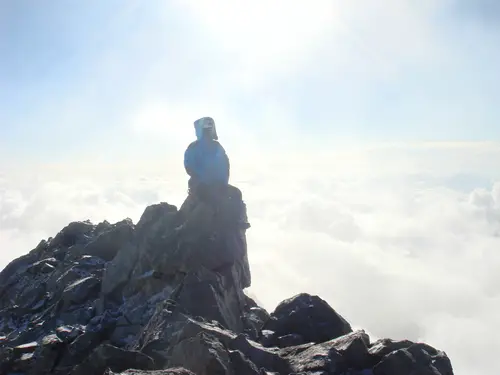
[{"x1": 0, "y1": 191, "x2": 453, "y2": 375}]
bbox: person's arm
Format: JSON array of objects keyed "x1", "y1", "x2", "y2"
[
  {"x1": 216, "y1": 143, "x2": 230, "y2": 183},
  {"x1": 184, "y1": 142, "x2": 196, "y2": 177},
  {"x1": 224, "y1": 150, "x2": 230, "y2": 180}
]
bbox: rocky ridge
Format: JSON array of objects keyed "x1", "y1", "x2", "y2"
[{"x1": 0, "y1": 194, "x2": 454, "y2": 375}]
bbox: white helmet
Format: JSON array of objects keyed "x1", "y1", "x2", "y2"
[{"x1": 194, "y1": 117, "x2": 218, "y2": 140}]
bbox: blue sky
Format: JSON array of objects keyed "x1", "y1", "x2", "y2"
[{"x1": 1, "y1": 0, "x2": 499, "y2": 163}]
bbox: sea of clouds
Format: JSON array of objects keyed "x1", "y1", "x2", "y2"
[{"x1": 1, "y1": 144, "x2": 500, "y2": 375}]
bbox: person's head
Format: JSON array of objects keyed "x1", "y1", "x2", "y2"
[{"x1": 194, "y1": 117, "x2": 218, "y2": 141}]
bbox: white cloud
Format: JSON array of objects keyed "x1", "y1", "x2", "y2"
[
  {"x1": 175, "y1": 0, "x2": 337, "y2": 85},
  {"x1": 170, "y1": 0, "x2": 450, "y2": 88},
  {"x1": 1, "y1": 143, "x2": 500, "y2": 375}
]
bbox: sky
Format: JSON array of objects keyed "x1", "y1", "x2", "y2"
[{"x1": 1, "y1": 1, "x2": 500, "y2": 374}]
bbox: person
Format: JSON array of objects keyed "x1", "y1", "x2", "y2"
[
  {"x1": 184, "y1": 117, "x2": 231, "y2": 205},
  {"x1": 181, "y1": 117, "x2": 252, "y2": 290}
]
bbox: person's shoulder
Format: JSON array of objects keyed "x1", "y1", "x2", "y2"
[
  {"x1": 186, "y1": 140, "x2": 199, "y2": 150},
  {"x1": 212, "y1": 140, "x2": 226, "y2": 150}
]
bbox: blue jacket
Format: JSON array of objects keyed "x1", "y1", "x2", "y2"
[{"x1": 184, "y1": 139, "x2": 230, "y2": 185}]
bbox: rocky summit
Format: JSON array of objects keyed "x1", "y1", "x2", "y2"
[{"x1": 0, "y1": 191, "x2": 454, "y2": 375}]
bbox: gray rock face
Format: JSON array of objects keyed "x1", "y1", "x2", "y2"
[
  {"x1": 61, "y1": 276, "x2": 101, "y2": 308},
  {"x1": 106, "y1": 369, "x2": 196, "y2": 375},
  {"x1": 78, "y1": 219, "x2": 135, "y2": 261},
  {"x1": 168, "y1": 332, "x2": 232, "y2": 375},
  {"x1": 263, "y1": 293, "x2": 353, "y2": 345},
  {"x1": 70, "y1": 344, "x2": 155, "y2": 375},
  {"x1": 0, "y1": 189, "x2": 454, "y2": 375}
]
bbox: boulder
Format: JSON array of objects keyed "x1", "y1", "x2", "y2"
[
  {"x1": 247, "y1": 305, "x2": 270, "y2": 327},
  {"x1": 230, "y1": 334, "x2": 291, "y2": 374},
  {"x1": 263, "y1": 293, "x2": 352, "y2": 345},
  {"x1": 328, "y1": 330, "x2": 371, "y2": 370},
  {"x1": 174, "y1": 266, "x2": 247, "y2": 332},
  {"x1": 229, "y1": 350, "x2": 260, "y2": 375},
  {"x1": 260, "y1": 330, "x2": 276, "y2": 347},
  {"x1": 368, "y1": 338, "x2": 415, "y2": 362},
  {"x1": 373, "y1": 348, "x2": 441, "y2": 375},
  {"x1": 282, "y1": 339, "x2": 343, "y2": 374},
  {"x1": 101, "y1": 242, "x2": 140, "y2": 297},
  {"x1": 167, "y1": 332, "x2": 232, "y2": 375},
  {"x1": 79, "y1": 219, "x2": 135, "y2": 261},
  {"x1": 276, "y1": 333, "x2": 305, "y2": 348},
  {"x1": 133, "y1": 312, "x2": 237, "y2": 368},
  {"x1": 70, "y1": 344, "x2": 155, "y2": 375},
  {"x1": 368, "y1": 339, "x2": 454, "y2": 374},
  {"x1": 51, "y1": 221, "x2": 95, "y2": 248}
]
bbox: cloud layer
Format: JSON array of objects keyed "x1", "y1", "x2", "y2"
[{"x1": 2, "y1": 144, "x2": 500, "y2": 375}]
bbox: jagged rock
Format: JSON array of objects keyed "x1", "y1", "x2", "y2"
[
  {"x1": 174, "y1": 266, "x2": 247, "y2": 332},
  {"x1": 76, "y1": 254, "x2": 108, "y2": 269},
  {"x1": 135, "y1": 312, "x2": 282, "y2": 374},
  {"x1": 12, "y1": 351, "x2": 36, "y2": 373},
  {"x1": 17, "y1": 283, "x2": 47, "y2": 310},
  {"x1": 244, "y1": 306, "x2": 270, "y2": 340},
  {"x1": 373, "y1": 347, "x2": 440, "y2": 375},
  {"x1": 278, "y1": 331, "x2": 372, "y2": 374},
  {"x1": 0, "y1": 253, "x2": 37, "y2": 288},
  {"x1": 27, "y1": 258, "x2": 59, "y2": 274},
  {"x1": 230, "y1": 334, "x2": 291, "y2": 374},
  {"x1": 110, "y1": 316, "x2": 143, "y2": 347},
  {"x1": 281, "y1": 339, "x2": 343, "y2": 374},
  {"x1": 105, "y1": 204, "x2": 179, "y2": 302},
  {"x1": 432, "y1": 352, "x2": 454, "y2": 375},
  {"x1": 0, "y1": 346, "x2": 14, "y2": 373},
  {"x1": 135, "y1": 312, "x2": 237, "y2": 368},
  {"x1": 70, "y1": 344, "x2": 155, "y2": 375},
  {"x1": 229, "y1": 350, "x2": 260, "y2": 375},
  {"x1": 14, "y1": 341, "x2": 39, "y2": 355},
  {"x1": 168, "y1": 332, "x2": 232, "y2": 375},
  {"x1": 106, "y1": 369, "x2": 196, "y2": 375},
  {"x1": 55, "y1": 329, "x2": 109, "y2": 371},
  {"x1": 78, "y1": 219, "x2": 135, "y2": 261},
  {"x1": 55, "y1": 325, "x2": 85, "y2": 342},
  {"x1": 277, "y1": 333, "x2": 304, "y2": 348},
  {"x1": 49, "y1": 266, "x2": 91, "y2": 295},
  {"x1": 328, "y1": 330, "x2": 371, "y2": 370},
  {"x1": 136, "y1": 202, "x2": 179, "y2": 234},
  {"x1": 368, "y1": 339, "x2": 454, "y2": 374},
  {"x1": 61, "y1": 276, "x2": 100, "y2": 309},
  {"x1": 0, "y1": 194, "x2": 454, "y2": 375},
  {"x1": 247, "y1": 306, "x2": 270, "y2": 326},
  {"x1": 51, "y1": 221, "x2": 95, "y2": 248},
  {"x1": 31, "y1": 333, "x2": 65, "y2": 374},
  {"x1": 264, "y1": 293, "x2": 352, "y2": 345},
  {"x1": 368, "y1": 338, "x2": 415, "y2": 362},
  {"x1": 101, "y1": 242, "x2": 139, "y2": 297},
  {"x1": 58, "y1": 303, "x2": 95, "y2": 327},
  {"x1": 260, "y1": 330, "x2": 276, "y2": 347}
]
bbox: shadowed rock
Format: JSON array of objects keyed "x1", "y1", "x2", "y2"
[{"x1": 0, "y1": 189, "x2": 453, "y2": 375}]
